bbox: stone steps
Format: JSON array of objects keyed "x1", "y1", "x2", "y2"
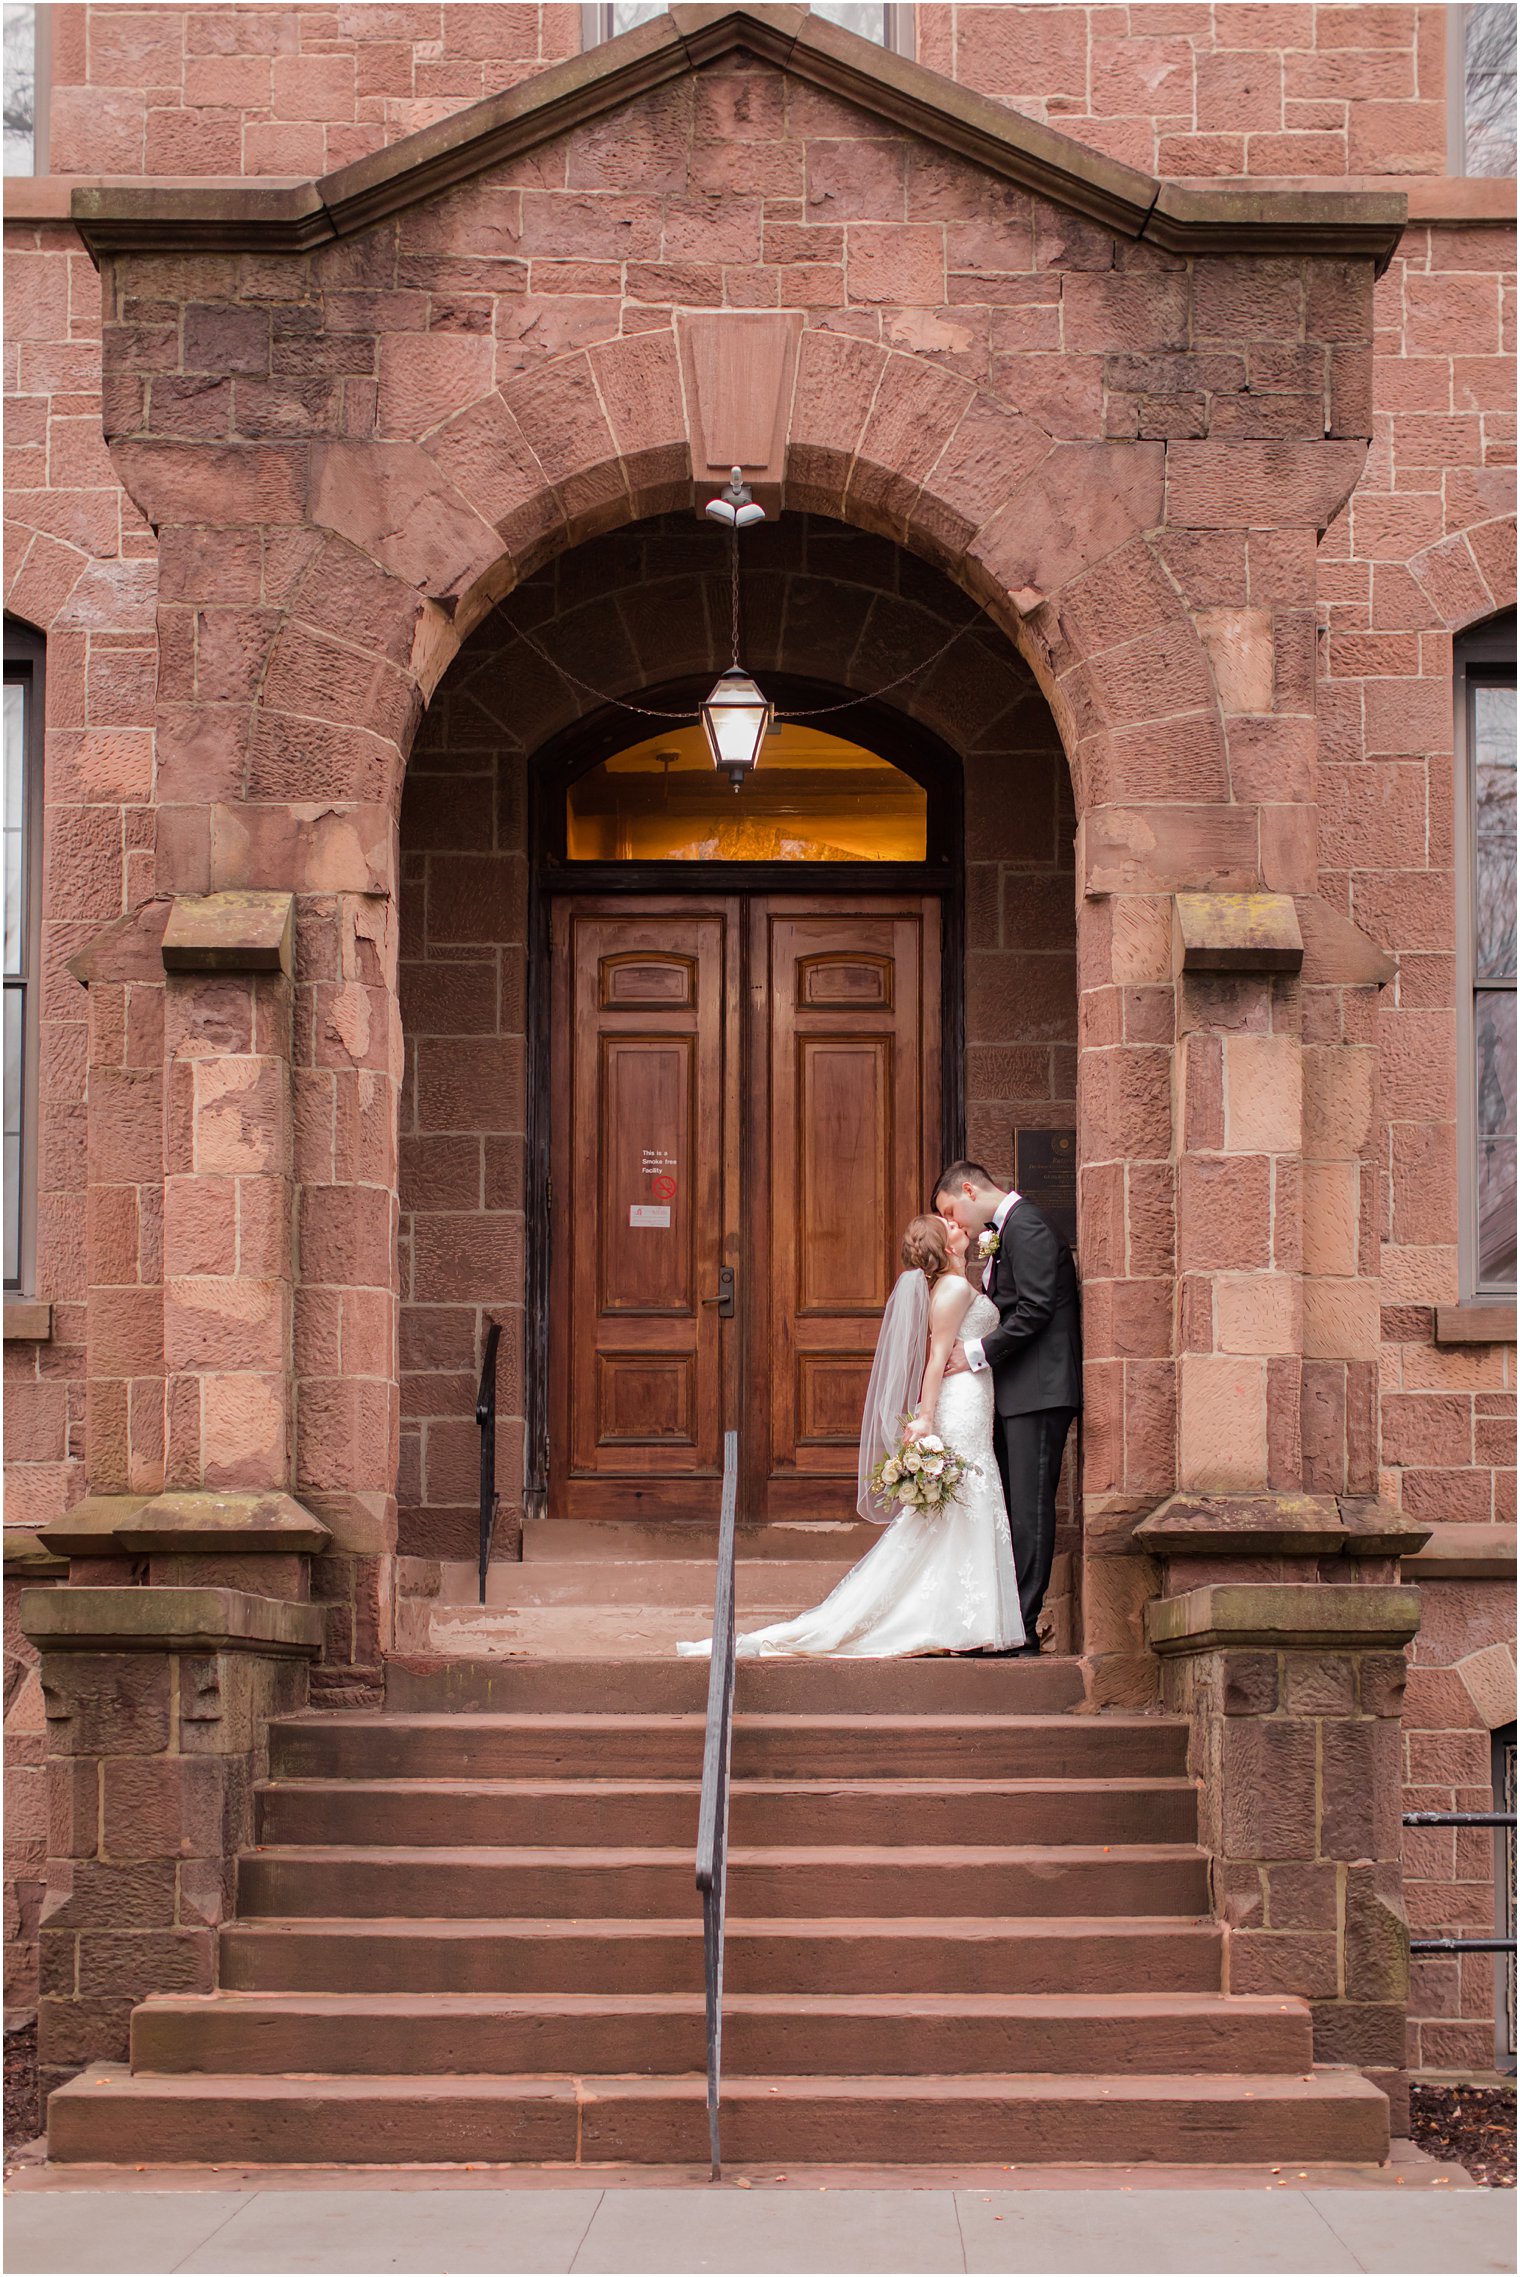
[
  {"x1": 254, "y1": 1775, "x2": 1199, "y2": 1849},
  {"x1": 45, "y1": 1654, "x2": 1390, "y2": 2170},
  {"x1": 50, "y1": 2065, "x2": 1391, "y2": 2168},
  {"x1": 236, "y1": 1842, "x2": 1212, "y2": 1921},
  {"x1": 130, "y1": 1990, "x2": 1314, "y2": 2077},
  {"x1": 269, "y1": 1711, "x2": 1185, "y2": 1783},
  {"x1": 382, "y1": 1654, "x2": 1086, "y2": 1714},
  {"x1": 442, "y1": 1559, "x2": 862, "y2": 1608},
  {"x1": 218, "y1": 1913, "x2": 1231, "y2": 1995}
]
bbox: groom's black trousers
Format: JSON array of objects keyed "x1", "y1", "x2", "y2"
[{"x1": 992, "y1": 1406, "x2": 1076, "y2": 1640}]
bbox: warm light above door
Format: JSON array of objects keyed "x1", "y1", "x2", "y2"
[{"x1": 565, "y1": 722, "x2": 928, "y2": 863}]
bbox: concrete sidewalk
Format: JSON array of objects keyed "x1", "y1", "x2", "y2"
[{"x1": 4, "y1": 2175, "x2": 1514, "y2": 2277}]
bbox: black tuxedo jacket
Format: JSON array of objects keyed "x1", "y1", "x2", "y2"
[{"x1": 977, "y1": 1197, "x2": 1082, "y2": 1417}]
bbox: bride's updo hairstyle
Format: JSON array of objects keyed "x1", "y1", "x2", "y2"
[{"x1": 901, "y1": 1213, "x2": 951, "y2": 1287}]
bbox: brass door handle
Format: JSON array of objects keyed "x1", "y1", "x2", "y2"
[{"x1": 702, "y1": 1266, "x2": 736, "y2": 1319}]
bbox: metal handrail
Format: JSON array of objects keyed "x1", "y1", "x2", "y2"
[
  {"x1": 696, "y1": 1429, "x2": 739, "y2": 2181},
  {"x1": 476, "y1": 1320, "x2": 502, "y2": 1604},
  {"x1": 1404, "y1": 1809, "x2": 1516, "y2": 1956}
]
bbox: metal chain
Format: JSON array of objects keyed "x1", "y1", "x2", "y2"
[
  {"x1": 505, "y1": 617, "x2": 699, "y2": 721},
  {"x1": 774, "y1": 612, "x2": 981, "y2": 718},
  {"x1": 500, "y1": 547, "x2": 987, "y2": 725}
]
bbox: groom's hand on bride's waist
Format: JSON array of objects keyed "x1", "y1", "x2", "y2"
[{"x1": 942, "y1": 1346, "x2": 970, "y2": 1376}]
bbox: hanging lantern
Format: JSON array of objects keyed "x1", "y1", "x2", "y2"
[{"x1": 700, "y1": 666, "x2": 773, "y2": 792}]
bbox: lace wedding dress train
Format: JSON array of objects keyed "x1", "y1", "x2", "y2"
[{"x1": 678, "y1": 1291, "x2": 1025, "y2": 1660}]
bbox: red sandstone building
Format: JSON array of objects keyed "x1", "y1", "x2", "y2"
[{"x1": 1, "y1": 0, "x2": 1515, "y2": 2167}]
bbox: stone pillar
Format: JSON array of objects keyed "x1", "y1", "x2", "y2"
[
  {"x1": 290, "y1": 883, "x2": 403, "y2": 1707},
  {"x1": 23, "y1": 1578, "x2": 320, "y2": 2099},
  {"x1": 71, "y1": 904, "x2": 172, "y2": 1499},
  {"x1": 1075, "y1": 889, "x2": 1176, "y2": 1708},
  {"x1": 160, "y1": 891, "x2": 296, "y2": 1495},
  {"x1": 1123, "y1": 891, "x2": 1424, "y2": 2123},
  {"x1": 1147, "y1": 1577, "x2": 1422, "y2": 2123},
  {"x1": 30, "y1": 890, "x2": 334, "y2": 2095},
  {"x1": 1173, "y1": 894, "x2": 1306, "y2": 1499}
]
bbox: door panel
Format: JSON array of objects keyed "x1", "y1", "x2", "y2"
[
  {"x1": 550, "y1": 894, "x2": 939, "y2": 1523},
  {"x1": 794, "y1": 1037, "x2": 893, "y2": 1313},
  {"x1": 752, "y1": 902, "x2": 940, "y2": 1520},
  {"x1": 550, "y1": 902, "x2": 736, "y2": 1517}
]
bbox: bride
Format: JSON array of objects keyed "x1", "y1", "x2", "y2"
[{"x1": 679, "y1": 1214, "x2": 1024, "y2": 1659}]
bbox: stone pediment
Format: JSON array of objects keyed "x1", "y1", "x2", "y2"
[{"x1": 72, "y1": 4, "x2": 1404, "y2": 267}]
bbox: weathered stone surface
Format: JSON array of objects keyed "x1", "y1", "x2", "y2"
[
  {"x1": 161, "y1": 892, "x2": 294, "y2": 977},
  {"x1": 22, "y1": 1588, "x2": 324, "y2": 1658},
  {"x1": 1148, "y1": 1583, "x2": 1422, "y2": 1654},
  {"x1": 1173, "y1": 891, "x2": 1303, "y2": 975}
]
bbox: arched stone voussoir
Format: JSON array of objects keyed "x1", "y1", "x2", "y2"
[
  {"x1": 422, "y1": 389, "x2": 570, "y2": 583},
  {"x1": 965, "y1": 443, "x2": 1167, "y2": 627},
  {"x1": 1409, "y1": 517, "x2": 1517, "y2": 627},
  {"x1": 4, "y1": 527, "x2": 92, "y2": 633},
  {"x1": 906, "y1": 389, "x2": 1054, "y2": 582},
  {"x1": 498, "y1": 351, "x2": 639, "y2": 546},
  {"x1": 846, "y1": 368, "x2": 982, "y2": 545},
  {"x1": 785, "y1": 329, "x2": 892, "y2": 520},
  {"x1": 585, "y1": 330, "x2": 690, "y2": 493},
  {"x1": 262, "y1": 617, "x2": 421, "y2": 757},
  {"x1": 308, "y1": 438, "x2": 503, "y2": 609},
  {"x1": 286, "y1": 532, "x2": 443, "y2": 676}
]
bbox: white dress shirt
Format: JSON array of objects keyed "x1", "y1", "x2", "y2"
[{"x1": 964, "y1": 1190, "x2": 1018, "y2": 1374}]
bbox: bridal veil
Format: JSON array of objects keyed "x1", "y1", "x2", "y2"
[{"x1": 856, "y1": 1267, "x2": 931, "y2": 1522}]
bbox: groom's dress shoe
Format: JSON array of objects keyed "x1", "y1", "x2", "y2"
[{"x1": 1014, "y1": 1640, "x2": 1042, "y2": 1657}]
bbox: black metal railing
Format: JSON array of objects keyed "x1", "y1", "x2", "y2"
[
  {"x1": 696, "y1": 1428, "x2": 739, "y2": 2181},
  {"x1": 1404, "y1": 1810, "x2": 1516, "y2": 1956},
  {"x1": 476, "y1": 1320, "x2": 502, "y2": 1604}
]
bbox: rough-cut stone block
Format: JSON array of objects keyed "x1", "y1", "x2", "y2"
[
  {"x1": 1229, "y1": 1929, "x2": 1340, "y2": 1996},
  {"x1": 37, "y1": 1656, "x2": 173, "y2": 1759},
  {"x1": 1084, "y1": 806, "x2": 1260, "y2": 897},
  {"x1": 1148, "y1": 1582, "x2": 1422, "y2": 1654},
  {"x1": 1221, "y1": 1717, "x2": 1319, "y2": 1860},
  {"x1": 1178, "y1": 1354, "x2": 1269, "y2": 1491},
  {"x1": 22, "y1": 1587, "x2": 323, "y2": 1659},
  {"x1": 1173, "y1": 891, "x2": 1303, "y2": 975},
  {"x1": 1166, "y1": 440, "x2": 1368, "y2": 532}
]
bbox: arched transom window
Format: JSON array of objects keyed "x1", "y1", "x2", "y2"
[{"x1": 565, "y1": 722, "x2": 928, "y2": 864}]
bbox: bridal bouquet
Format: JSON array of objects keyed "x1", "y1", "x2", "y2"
[{"x1": 869, "y1": 1420, "x2": 976, "y2": 1514}]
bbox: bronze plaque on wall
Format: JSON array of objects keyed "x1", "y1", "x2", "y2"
[{"x1": 1014, "y1": 1128, "x2": 1077, "y2": 1249}]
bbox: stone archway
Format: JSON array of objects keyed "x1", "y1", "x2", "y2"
[{"x1": 395, "y1": 509, "x2": 1085, "y2": 1643}]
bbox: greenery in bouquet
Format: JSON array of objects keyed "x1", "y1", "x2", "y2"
[{"x1": 870, "y1": 1419, "x2": 976, "y2": 1513}]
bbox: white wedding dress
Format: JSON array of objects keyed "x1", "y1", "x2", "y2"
[{"x1": 678, "y1": 1291, "x2": 1025, "y2": 1659}]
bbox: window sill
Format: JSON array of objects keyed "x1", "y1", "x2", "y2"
[
  {"x1": 1402, "y1": 1522, "x2": 1517, "y2": 1581},
  {"x1": 1434, "y1": 1301, "x2": 1517, "y2": 1346},
  {"x1": 4, "y1": 1300, "x2": 52, "y2": 1343}
]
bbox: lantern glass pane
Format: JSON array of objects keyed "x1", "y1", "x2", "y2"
[{"x1": 707, "y1": 702, "x2": 765, "y2": 773}]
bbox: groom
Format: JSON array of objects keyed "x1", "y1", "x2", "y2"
[{"x1": 934, "y1": 1159, "x2": 1081, "y2": 1655}]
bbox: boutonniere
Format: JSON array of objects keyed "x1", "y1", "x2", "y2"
[{"x1": 977, "y1": 1229, "x2": 1000, "y2": 1261}]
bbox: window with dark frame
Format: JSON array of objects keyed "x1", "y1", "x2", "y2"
[
  {"x1": 1496, "y1": 1722, "x2": 1517, "y2": 2072},
  {"x1": 1457, "y1": 613, "x2": 1518, "y2": 1301},
  {"x1": 2, "y1": 2, "x2": 43, "y2": 178},
  {"x1": 1452, "y1": 3, "x2": 1518, "y2": 178},
  {"x1": 581, "y1": 3, "x2": 914, "y2": 54},
  {"x1": 3, "y1": 619, "x2": 41, "y2": 1295}
]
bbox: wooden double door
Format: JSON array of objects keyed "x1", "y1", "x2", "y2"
[{"x1": 549, "y1": 894, "x2": 941, "y2": 1522}]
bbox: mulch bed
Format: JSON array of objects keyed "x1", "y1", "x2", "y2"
[
  {"x1": 1410, "y1": 2083, "x2": 1517, "y2": 2188},
  {"x1": 4, "y1": 2019, "x2": 41, "y2": 2151}
]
